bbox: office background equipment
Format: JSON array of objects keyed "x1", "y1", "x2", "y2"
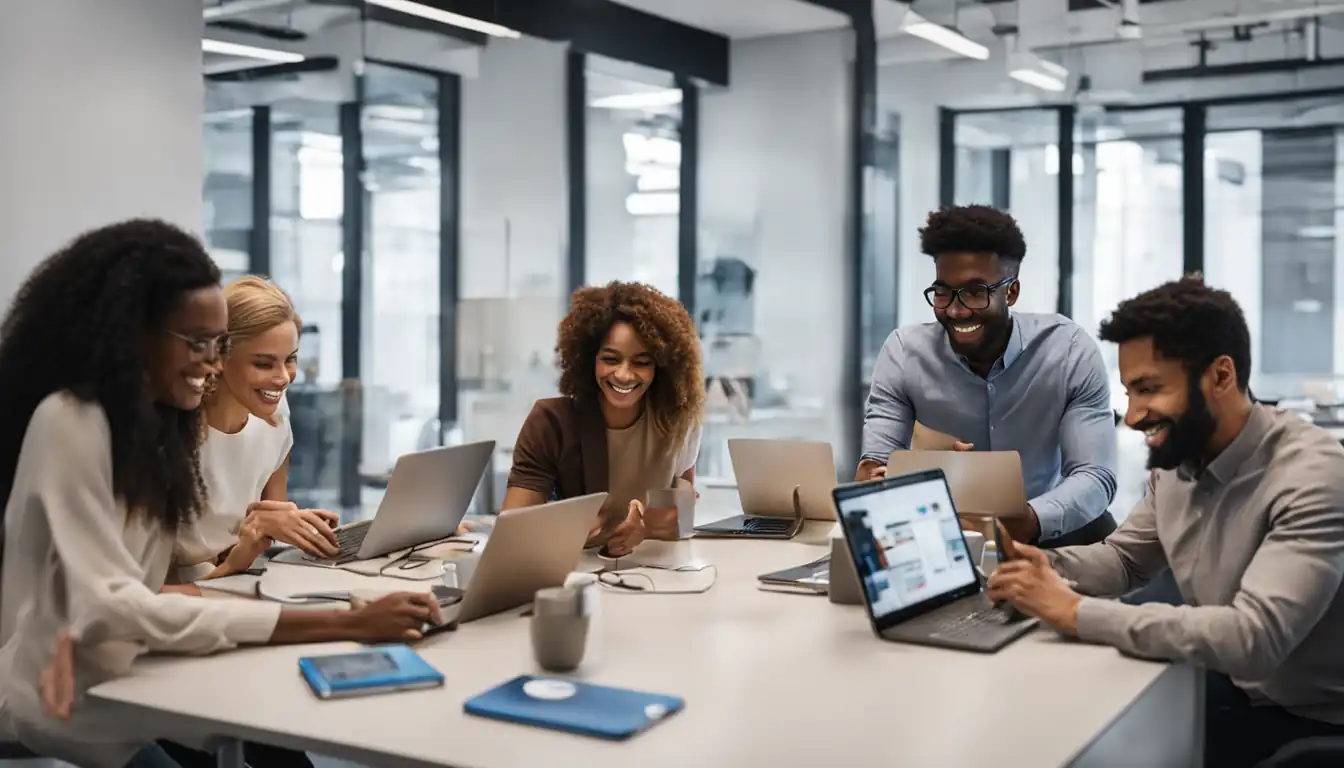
[
  {"x1": 298, "y1": 646, "x2": 444, "y2": 700},
  {"x1": 464, "y1": 676, "x2": 684, "y2": 740}
]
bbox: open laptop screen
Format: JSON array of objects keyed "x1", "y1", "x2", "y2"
[{"x1": 834, "y1": 473, "x2": 977, "y2": 621}]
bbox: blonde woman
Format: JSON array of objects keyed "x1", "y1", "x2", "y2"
[{"x1": 173, "y1": 276, "x2": 340, "y2": 582}]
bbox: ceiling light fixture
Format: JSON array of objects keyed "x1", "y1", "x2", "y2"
[
  {"x1": 202, "y1": 39, "x2": 305, "y2": 63},
  {"x1": 1010, "y1": 68, "x2": 1067, "y2": 92},
  {"x1": 591, "y1": 90, "x2": 683, "y2": 110},
  {"x1": 901, "y1": 10, "x2": 989, "y2": 61},
  {"x1": 366, "y1": 0, "x2": 521, "y2": 39}
]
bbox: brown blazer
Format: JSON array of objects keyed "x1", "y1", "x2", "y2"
[{"x1": 508, "y1": 397, "x2": 609, "y2": 501}]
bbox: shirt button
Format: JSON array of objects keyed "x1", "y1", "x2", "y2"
[{"x1": 987, "y1": 384, "x2": 995, "y2": 393}]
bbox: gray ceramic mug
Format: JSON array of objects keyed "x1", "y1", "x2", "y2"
[{"x1": 532, "y1": 587, "x2": 590, "y2": 672}]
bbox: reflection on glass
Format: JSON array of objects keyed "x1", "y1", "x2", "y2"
[
  {"x1": 360, "y1": 63, "x2": 442, "y2": 497},
  {"x1": 1072, "y1": 109, "x2": 1184, "y2": 397},
  {"x1": 203, "y1": 103, "x2": 253, "y2": 284},
  {"x1": 861, "y1": 114, "x2": 901, "y2": 383},
  {"x1": 270, "y1": 102, "x2": 345, "y2": 510},
  {"x1": 1072, "y1": 109, "x2": 1184, "y2": 522},
  {"x1": 1205, "y1": 100, "x2": 1344, "y2": 400},
  {"x1": 584, "y1": 58, "x2": 681, "y2": 297},
  {"x1": 953, "y1": 110, "x2": 1060, "y2": 314},
  {"x1": 457, "y1": 37, "x2": 569, "y2": 513}
]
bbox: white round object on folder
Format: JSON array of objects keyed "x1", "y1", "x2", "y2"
[{"x1": 523, "y1": 678, "x2": 577, "y2": 701}]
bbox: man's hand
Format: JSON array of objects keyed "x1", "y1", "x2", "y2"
[
  {"x1": 40, "y1": 630, "x2": 76, "y2": 720},
  {"x1": 855, "y1": 459, "x2": 887, "y2": 482},
  {"x1": 1000, "y1": 505, "x2": 1042, "y2": 543},
  {"x1": 986, "y1": 542, "x2": 1081, "y2": 633},
  {"x1": 605, "y1": 500, "x2": 648, "y2": 557},
  {"x1": 951, "y1": 440, "x2": 974, "y2": 451},
  {"x1": 245, "y1": 500, "x2": 340, "y2": 558}
]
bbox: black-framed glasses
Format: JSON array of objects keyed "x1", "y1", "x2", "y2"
[
  {"x1": 165, "y1": 329, "x2": 227, "y2": 360},
  {"x1": 924, "y1": 276, "x2": 1017, "y2": 310}
]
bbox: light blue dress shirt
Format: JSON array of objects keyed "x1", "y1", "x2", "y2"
[{"x1": 861, "y1": 313, "x2": 1118, "y2": 541}]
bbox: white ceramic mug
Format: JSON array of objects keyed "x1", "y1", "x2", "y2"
[{"x1": 646, "y1": 487, "x2": 696, "y2": 539}]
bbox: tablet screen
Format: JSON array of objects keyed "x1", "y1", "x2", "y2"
[{"x1": 311, "y1": 650, "x2": 398, "y2": 682}]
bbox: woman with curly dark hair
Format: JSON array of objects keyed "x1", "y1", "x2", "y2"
[
  {"x1": 0, "y1": 220, "x2": 441, "y2": 768},
  {"x1": 504, "y1": 281, "x2": 705, "y2": 557}
]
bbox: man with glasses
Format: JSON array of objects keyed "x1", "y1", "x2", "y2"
[{"x1": 856, "y1": 205, "x2": 1118, "y2": 547}]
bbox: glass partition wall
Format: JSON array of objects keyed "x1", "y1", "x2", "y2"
[
  {"x1": 942, "y1": 92, "x2": 1344, "y2": 515},
  {"x1": 584, "y1": 56, "x2": 683, "y2": 297}
]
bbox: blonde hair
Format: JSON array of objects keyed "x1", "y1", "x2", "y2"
[
  {"x1": 204, "y1": 276, "x2": 302, "y2": 421},
  {"x1": 222, "y1": 275, "x2": 301, "y2": 349}
]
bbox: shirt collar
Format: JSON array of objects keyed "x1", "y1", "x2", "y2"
[{"x1": 1179, "y1": 404, "x2": 1271, "y2": 484}]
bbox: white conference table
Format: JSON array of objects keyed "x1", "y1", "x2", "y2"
[{"x1": 88, "y1": 495, "x2": 1201, "y2": 768}]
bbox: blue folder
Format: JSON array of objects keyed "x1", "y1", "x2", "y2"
[
  {"x1": 298, "y1": 645, "x2": 444, "y2": 699},
  {"x1": 464, "y1": 675, "x2": 684, "y2": 740}
]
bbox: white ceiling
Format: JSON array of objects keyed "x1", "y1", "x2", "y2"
[{"x1": 610, "y1": 0, "x2": 849, "y2": 39}]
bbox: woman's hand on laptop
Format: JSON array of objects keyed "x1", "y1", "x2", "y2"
[
  {"x1": 605, "y1": 500, "x2": 648, "y2": 557},
  {"x1": 245, "y1": 500, "x2": 340, "y2": 559},
  {"x1": 349, "y1": 592, "x2": 444, "y2": 642}
]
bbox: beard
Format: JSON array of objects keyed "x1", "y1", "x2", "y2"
[
  {"x1": 1139, "y1": 379, "x2": 1219, "y2": 471},
  {"x1": 939, "y1": 312, "x2": 1012, "y2": 362}
]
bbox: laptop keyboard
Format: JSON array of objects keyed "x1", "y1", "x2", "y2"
[
  {"x1": 333, "y1": 522, "x2": 371, "y2": 560},
  {"x1": 743, "y1": 517, "x2": 795, "y2": 534},
  {"x1": 923, "y1": 608, "x2": 1015, "y2": 640}
]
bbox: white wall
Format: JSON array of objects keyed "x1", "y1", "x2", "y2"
[
  {"x1": 698, "y1": 28, "x2": 853, "y2": 453},
  {"x1": 0, "y1": 0, "x2": 204, "y2": 310}
]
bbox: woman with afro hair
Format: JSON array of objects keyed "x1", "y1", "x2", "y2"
[
  {"x1": 504, "y1": 281, "x2": 705, "y2": 557},
  {"x1": 0, "y1": 220, "x2": 441, "y2": 767}
]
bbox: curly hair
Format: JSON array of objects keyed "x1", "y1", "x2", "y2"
[
  {"x1": 0, "y1": 219, "x2": 221, "y2": 543},
  {"x1": 920, "y1": 205, "x2": 1027, "y2": 270},
  {"x1": 1098, "y1": 274, "x2": 1251, "y2": 392},
  {"x1": 557, "y1": 281, "x2": 705, "y2": 446}
]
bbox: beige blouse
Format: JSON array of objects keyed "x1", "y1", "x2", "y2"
[
  {"x1": 0, "y1": 392, "x2": 281, "y2": 768},
  {"x1": 598, "y1": 416, "x2": 700, "y2": 528}
]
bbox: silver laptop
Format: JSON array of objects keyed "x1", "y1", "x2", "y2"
[
  {"x1": 831, "y1": 469, "x2": 1037, "y2": 653},
  {"x1": 694, "y1": 439, "x2": 838, "y2": 539},
  {"x1": 315, "y1": 441, "x2": 496, "y2": 564},
  {"x1": 444, "y1": 493, "x2": 607, "y2": 624}
]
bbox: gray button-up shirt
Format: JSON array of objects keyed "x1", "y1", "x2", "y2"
[
  {"x1": 1055, "y1": 405, "x2": 1344, "y2": 724},
  {"x1": 861, "y1": 313, "x2": 1118, "y2": 539}
]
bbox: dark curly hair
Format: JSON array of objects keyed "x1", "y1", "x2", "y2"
[
  {"x1": 557, "y1": 282, "x2": 705, "y2": 446},
  {"x1": 1098, "y1": 274, "x2": 1251, "y2": 392},
  {"x1": 920, "y1": 205, "x2": 1027, "y2": 272},
  {"x1": 0, "y1": 219, "x2": 221, "y2": 547}
]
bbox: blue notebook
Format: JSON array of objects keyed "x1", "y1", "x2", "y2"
[
  {"x1": 298, "y1": 645, "x2": 444, "y2": 699},
  {"x1": 464, "y1": 675, "x2": 684, "y2": 740}
]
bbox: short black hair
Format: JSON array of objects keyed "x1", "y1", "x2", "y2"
[
  {"x1": 919, "y1": 205, "x2": 1027, "y2": 269},
  {"x1": 1098, "y1": 275, "x2": 1251, "y2": 392}
]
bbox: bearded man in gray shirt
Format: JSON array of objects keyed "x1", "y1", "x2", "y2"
[{"x1": 988, "y1": 277, "x2": 1344, "y2": 767}]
